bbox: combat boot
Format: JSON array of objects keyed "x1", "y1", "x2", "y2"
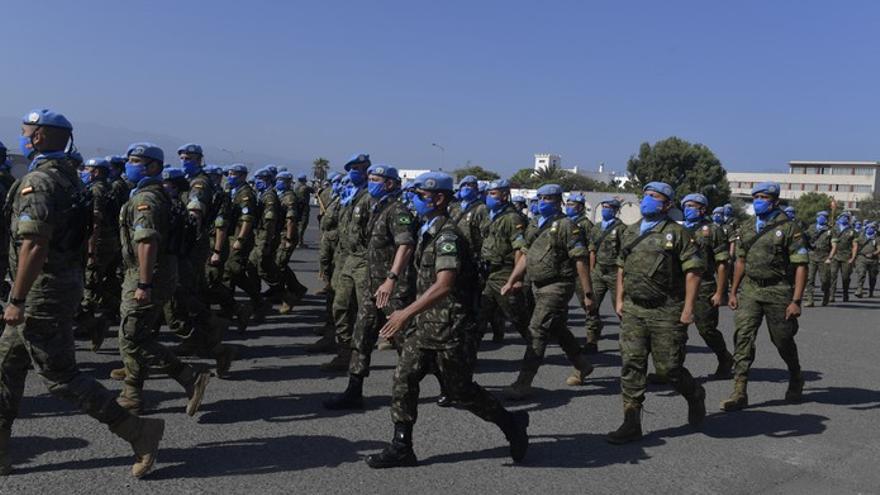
[
  {"x1": 583, "y1": 341, "x2": 599, "y2": 355},
  {"x1": 713, "y1": 351, "x2": 734, "y2": 379},
  {"x1": 498, "y1": 410, "x2": 530, "y2": 462},
  {"x1": 261, "y1": 286, "x2": 283, "y2": 304},
  {"x1": 785, "y1": 372, "x2": 805, "y2": 403},
  {"x1": 109, "y1": 414, "x2": 165, "y2": 478},
  {"x1": 821, "y1": 291, "x2": 830, "y2": 306},
  {"x1": 110, "y1": 367, "x2": 127, "y2": 381},
  {"x1": 606, "y1": 404, "x2": 643, "y2": 444},
  {"x1": 503, "y1": 372, "x2": 536, "y2": 401},
  {"x1": 306, "y1": 331, "x2": 336, "y2": 354},
  {"x1": 319, "y1": 349, "x2": 352, "y2": 372},
  {"x1": 323, "y1": 375, "x2": 364, "y2": 410},
  {"x1": 565, "y1": 354, "x2": 594, "y2": 386},
  {"x1": 278, "y1": 301, "x2": 292, "y2": 315},
  {"x1": 803, "y1": 300, "x2": 814, "y2": 307},
  {"x1": 235, "y1": 302, "x2": 252, "y2": 333},
  {"x1": 213, "y1": 344, "x2": 236, "y2": 379},
  {"x1": 720, "y1": 377, "x2": 749, "y2": 411},
  {"x1": 117, "y1": 384, "x2": 144, "y2": 415},
  {"x1": 687, "y1": 384, "x2": 707, "y2": 427},
  {"x1": 250, "y1": 300, "x2": 270, "y2": 325},
  {"x1": 0, "y1": 428, "x2": 11, "y2": 476},
  {"x1": 365, "y1": 423, "x2": 417, "y2": 469},
  {"x1": 82, "y1": 315, "x2": 108, "y2": 352},
  {"x1": 175, "y1": 366, "x2": 211, "y2": 416}
]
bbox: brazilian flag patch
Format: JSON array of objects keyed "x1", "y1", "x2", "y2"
[{"x1": 438, "y1": 241, "x2": 457, "y2": 254}]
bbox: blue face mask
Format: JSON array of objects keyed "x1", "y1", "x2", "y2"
[
  {"x1": 712, "y1": 214, "x2": 724, "y2": 225},
  {"x1": 639, "y1": 195, "x2": 665, "y2": 219},
  {"x1": 866, "y1": 227, "x2": 877, "y2": 238},
  {"x1": 723, "y1": 206, "x2": 733, "y2": 217},
  {"x1": 125, "y1": 162, "x2": 147, "y2": 184},
  {"x1": 565, "y1": 206, "x2": 579, "y2": 219},
  {"x1": 529, "y1": 202, "x2": 539, "y2": 215},
  {"x1": 601, "y1": 208, "x2": 616, "y2": 221},
  {"x1": 538, "y1": 200, "x2": 559, "y2": 218},
  {"x1": 683, "y1": 206, "x2": 702, "y2": 222},
  {"x1": 181, "y1": 160, "x2": 200, "y2": 177},
  {"x1": 817, "y1": 216, "x2": 828, "y2": 226},
  {"x1": 404, "y1": 190, "x2": 415, "y2": 202},
  {"x1": 486, "y1": 196, "x2": 504, "y2": 211},
  {"x1": 411, "y1": 193, "x2": 435, "y2": 217},
  {"x1": 348, "y1": 169, "x2": 366, "y2": 187},
  {"x1": 367, "y1": 181, "x2": 387, "y2": 199},
  {"x1": 275, "y1": 180, "x2": 288, "y2": 192},
  {"x1": 254, "y1": 178, "x2": 269, "y2": 192},
  {"x1": 226, "y1": 175, "x2": 241, "y2": 188},
  {"x1": 18, "y1": 135, "x2": 34, "y2": 159},
  {"x1": 459, "y1": 186, "x2": 478, "y2": 202},
  {"x1": 837, "y1": 218, "x2": 849, "y2": 227},
  {"x1": 785, "y1": 210, "x2": 796, "y2": 220},
  {"x1": 752, "y1": 198, "x2": 772, "y2": 216},
  {"x1": 79, "y1": 170, "x2": 92, "y2": 185}
]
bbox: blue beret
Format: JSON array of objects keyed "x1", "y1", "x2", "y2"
[
  {"x1": 568, "y1": 193, "x2": 586, "y2": 204},
  {"x1": 228, "y1": 163, "x2": 248, "y2": 174},
  {"x1": 367, "y1": 164, "x2": 399, "y2": 181},
  {"x1": 403, "y1": 181, "x2": 415, "y2": 190},
  {"x1": 85, "y1": 157, "x2": 110, "y2": 170},
  {"x1": 127, "y1": 142, "x2": 164, "y2": 163},
  {"x1": 162, "y1": 167, "x2": 186, "y2": 180},
  {"x1": 712, "y1": 206, "x2": 724, "y2": 214},
  {"x1": 750, "y1": 181, "x2": 780, "y2": 197},
  {"x1": 600, "y1": 197, "x2": 622, "y2": 209},
  {"x1": 253, "y1": 167, "x2": 272, "y2": 178},
  {"x1": 67, "y1": 150, "x2": 83, "y2": 163},
  {"x1": 328, "y1": 172, "x2": 342, "y2": 183},
  {"x1": 643, "y1": 181, "x2": 674, "y2": 199},
  {"x1": 413, "y1": 171, "x2": 454, "y2": 191},
  {"x1": 459, "y1": 175, "x2": 478, "y2": 187},
  {"x1": 177, "y1": 143, "x2": 203, "y2": 155},
  {"x1": 681, "y1": 193, "x2": 708, "y2": 207},
  {"x1": 297, "y1": 173, "x2": 307, "y2": 180},
  {"x1": 22, "y1": 109, "x2": 73, "y2": 130},
  {"x1": 784, "y1": 206, "x2": 796, "y2": 213},
  {"x1": 204, "y1": 165, "x2": 222, "y2": 176},
  {"x1": 536, "y1": 184, "x2": 563, "y2": 196},
  {"x1": 511, "y1": 195, "x2": 525, "y2": 203},
  {"x1": 487, "y1": 179, "x2": 511, "y2": 191},
  {"x1": 106, "y1": 155, "x2": 126, "y2": 167},
  {"x1": 276, "y1": 171, "x2": 293, "y2": 180},
  {"x1": 344, "y1": 153, "x2": 371, "y2": 171},
  {"x1": 264, "y1": 165, "x2": 278, "y2": 174},
  {"x1": 816, "y1": 210, "x2": 829, "y2": 217},
  {"x1": 838, "y1": 212, "x2": 851, "y2": 219},
  {"x1": 478, "y1": 182, "x2": 488, "y2": 192}
]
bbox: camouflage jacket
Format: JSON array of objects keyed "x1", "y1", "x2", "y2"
[
  {"x1": 449, "y1": 200, "x2": 489, "y2": 260},
  {"x1": 278, "y1": 189, "x2": 300, "y2": 240},
  {"x1": 186, "y1": 171, "x2": 222, "y2": 236},
  {"x1": 684, "y1": 219, "x2": 729, "y2": 288},
  {"x1": 854, "y1": 234, "x2": 879, "y2": 260},
  {"x1": 227, "y1": 183, "x2": 258, "y2": 242},
  {"x1": 831, "y1": 227, "x2": 856, "y2": 262},
  {"x1": 365, "y1": 193, "x2": 416, "y2": 295},
  {"x1": 805, "y1": 224, "x2": 833, "y2": 260},
  {"x1": 523, "y1": 212, "x2": 588, "y2": 286},
  {"x1": 254, "y1": 188, "x2": 279, "y2": 252},
  {"x1": 589, "y1": 218, "x2": 627, "y2": 267},
  {"x1": 337, "y1": 187, "x2": 373, "y2": 259},
  {"x1": 480, "y1": 203, "x2": 527, "y2": 269},
  {"x1": 119, "y1": 178, "x2": 178, "y2": 294},
  {"x1": 735, "y1": 212, "x2": 808, "y2": 286},
  {"x1": 88, "y1": 178, "x2": 120, "y2": 253}
]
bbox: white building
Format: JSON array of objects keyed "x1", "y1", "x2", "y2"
[
  {"x1": 534, "y1": 153, "x2": 562, "y2": 171},
  {"x1": 728, "y1": 160, "x2": 880, "y2": 210}
]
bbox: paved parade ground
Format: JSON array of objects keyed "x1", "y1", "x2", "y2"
[{"x1": 3, "y1": 215, "x2": 879, "y2": 495}]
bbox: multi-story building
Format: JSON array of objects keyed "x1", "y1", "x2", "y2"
[{"x1": 728, "y1": 160, "x2": 880, "y2": 210}]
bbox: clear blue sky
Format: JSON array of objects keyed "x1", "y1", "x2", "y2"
[{"x1": 2, "y1": 1, "x2": 879, "y2": 175}]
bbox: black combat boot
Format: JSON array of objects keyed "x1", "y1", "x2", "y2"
[
  {"x1": 323, "y1": 375, "x2": 365, "y2": 410},
  {"x1": 583, "y1": 341, "x2": 599, "y2": 355},
  {"x1": 1, "y1": 428, "x2": 12, "y2": 476},
  {"x1": 498, "y1": 410, "x2": 530, "y2": 462},
  {"x1": 713, "y1": 351, "x2": 734, "y2": 379},
  {"x1": 606, "y1": 405, "x2": 643, "y2": 444},
  {"x1": 687, "y1": 384, "x2": 707, "y2": 427},
  {"x1": 785, "y1": 371, "x2": 805, "y2": 403},
  {"x1": 365, "y1": 423, "x2": 418, "y2": 469}
]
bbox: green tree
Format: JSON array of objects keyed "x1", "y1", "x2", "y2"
[
  {"x1": 533, "y1": 163, "x2": 566, "y2": 184},
  {"x1": 312, "y1": 157, "x2": 330, "y2": 181},
  {"x1": 451, "y1": 165, "x2": 500, "y2": 181},
  {"x1": 856, "y1": 193, "x2": 880, "y2": 220},
  {"x1": 626, "y1": 137, "x2": 731, "y2": 207},
  {"x1": 792, "y1": 192, "x2": 834, "y2": 224},
  {"x1": 509, "y1": 168, "x2": 538, "y2": 188}
]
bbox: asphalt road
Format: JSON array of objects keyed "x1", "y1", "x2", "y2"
[{"x1": 3, "y1": 213, "x2": 879, "y2": 495}]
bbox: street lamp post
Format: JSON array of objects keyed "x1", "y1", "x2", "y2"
[{"x1": 431, "y1": 143, "x2": 445, "y2": 170}]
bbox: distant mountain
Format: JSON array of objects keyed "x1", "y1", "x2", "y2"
[{"x1": 0, "y1": 116, "x2": 309, "y2": 173}]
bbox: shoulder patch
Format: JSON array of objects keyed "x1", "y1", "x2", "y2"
[
  {"x1": 137, "y1": 204, "x2": 151, "y2": 211},
  {"x1": 20, "y1": 186, "x2": 34, "y2": 196},
  {"x1": 193, "y1": 183, "x2": 205, "y2": 189},
  {"x1": 438, "y1": 241, "x2": 457, "y2": 254},
  {"x1": 398, "y1": 214, "x2": 412, "y2": 225}
]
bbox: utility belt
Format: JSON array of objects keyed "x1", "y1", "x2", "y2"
[
  {"x1": 629, "y1": 295, "x2": 669, "y2": 309},
  {"x1": 746, "y1": 275, "x2": 786, "y2": 287},
  {"x1": 532, "y1": 275, "x2": 571, "y2": 289}
]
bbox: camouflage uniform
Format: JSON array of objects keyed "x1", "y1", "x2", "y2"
[
  {"x1": 829, "y1": 226, "x2": 856, "y2": 302},
  {"x1": 350, "y1": 193, "x2": 416, "y2": 376},
  {"x1": 804, "y1": 223, "x2": 833, "y2": 305},
  {"x1": 449, "y1": 200, "x2": 489, "y2": 262},
  {"x1": 683, "y1": 219, "x2": 732, "y2": 366},
  {"x1": 81, "y1": 176, "x2": 122, "y2": 322},
  {"x1": 390, "y1": 215, "x2": 508, "y2": 425},
  {"x1": 249, "y1": 187, "x2": 280, "y2": 290},
  {"x1": 585, "y1": 217, "x2": 626, "y2": 346},
  {"x1": 570, "y1": 213, "x2": 595, "y2": 343},
  {"x1": 275, "y1": 187, "x2": 307, "y2": 298},
  {"x1": 293, "y1": 181, "x2": 313, "y2": 245},
  {"x1": 853, "y1": 234, "x2": 879, "y2": 297},
  {"x1": 0, "y1": 154, "x2": 129, "y2": 431},
  {"x1": 222, "y1": 183, "x2": 263, "y2": 308},
  {"x1": 618, "y1": 219, "x2": 704, "y2": 408}
]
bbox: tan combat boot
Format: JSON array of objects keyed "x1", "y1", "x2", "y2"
[
  {"x1": 565, "y1": 354, "x2": 595, "y2": 386},
  {"x1": 175, "y1": 366, "x2": 211, "y2": 416},
  {"x1": 116, "y1": 384, "x2": 143, "y2": 415},
  {"x1": 0, "y1": 428, "x2": 12, "y2": 476},
  {"x1": 606, "y1": 404, "x2": 643, "y2": 444},
  {"x1": 720, "y1": 377, "x2": 749, "y2": 411},
  {"x1": 110, "y1": 414, "x2": 165, "y2": 478},
  {"x1": 503, "y1": 372, "x2": 536, "y2": 401},
  {"x1": 110, "y1": 367, "x2": 127, "y2": 381}
]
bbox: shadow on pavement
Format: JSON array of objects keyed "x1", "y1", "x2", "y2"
[
  {"x1": 656, "y1": 409, "x2": 829, "y2": 440},
  {"x1": 196, "y1": 392, "x2": 392, "y2": 424},
  {"x1": 9, "y1": 436, "x2": 90, "y2": 466}
]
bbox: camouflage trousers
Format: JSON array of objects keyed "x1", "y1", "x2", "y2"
[
  {"x1": 349, "y1": 293, "x2": 408, "y2": 377},
  {"x1": 331, "y1": 255, "x2": 369, "y2": 349},
  {"x1": 0, "y1": 282, "x2": 127, "y2": 431},
  {"x1": 731, "y1": 283, "x2": 801, "y2": 381},
  {"x1": 118, "y1": 268, "x2": 186, "y2": 389},
  {"x1": 619, "y1": 298, "x2": 698, "y2": 407},
  {"x1": 805, "y1": 257, "x2": 831, "y2": 303},
  {"x1": 829, "y1": 259, "x2": 853, "y2": 300},
  {"x1": 477, "y1": 269, "x2": 530, "y2": 346},
  {"x1": 275, "y1": 244, "x2": 308, "y2": 294},
  {"x1": 584, "y1": 263, "x2": 617, "y2": 344},
  {"x1": 390, "y1": 337, "x2": 508, "y2": 425},
  {"x1": 250, "y1": 241, "x2": 279, "y2": 287},
  {"x1": 223, "y1": 237, "x2": 262, "y2": 304},
  {"x1": 693, "y1": 284, "x2": 729, "y2": 357},
  {"x1": 298, "y1": 208, "x2": 310, "y2": 244},
  {"x1": 853, "y1": 257, "x2": 878, "y2": 296},
  {"x1": 81, "y1": 248, "x2": 122, "y2": 318},
  {"x1": 519, "y1": 281, "x2": 584, "y2": 378}
]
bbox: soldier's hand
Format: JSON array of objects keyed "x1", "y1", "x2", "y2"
[
  {"x1": 282, "y1": 239, "x2": 292, "y2": 251},
  {"x1": 728, "y1": 294, "x2": 739, "y2": 310},
  {"x1": 135, "y1": 287, "x2": 151, "y2": 305},
  {"x1": 3, "y1": 303, "x2": 25, "y2": 327},
  {"x1": 583, "y1": 295, "x2": 594, "y2": 313},
  {"x1": 710, "y1": 292, "x2": 724, "y2": 307},
  {"x1": 232, "y1": 240, "x2": 242, "y2": 251},
  {"x1": 209, "y1": 253, "x2": 222, "y2": 266},
  {"x1": 500, "y1": 281, "x2": 520, "y2": 296},
  {"x1": 379, "y1": 310, "x2": 410, "y2": 339},
  {"x1": 679, "y1": 309, "x2": 695, "y2": 325},
  {"x1": 375, "y1": 279, "x2": 395, "y2": 309},
  {"x1": 785, "y1": 302, "x2": 801, "y2": 320},
  {"x1": 615, "y1": 300, "x2": 624, "y2": 319},
  {"x1": 824, "y1": 258, "x2": 831, "y2": 264}
]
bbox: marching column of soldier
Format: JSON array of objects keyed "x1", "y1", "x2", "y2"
[{"x1": 1, "y1": 108, "x2": 877, "y2": 477}]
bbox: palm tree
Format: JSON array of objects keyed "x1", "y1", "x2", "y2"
[
  {"x1": 312, "y1": 157, "x2": 330, "y2": 181},
  {"x1": 533, "y1": 163, "x2": 566, "y2": 183}
]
